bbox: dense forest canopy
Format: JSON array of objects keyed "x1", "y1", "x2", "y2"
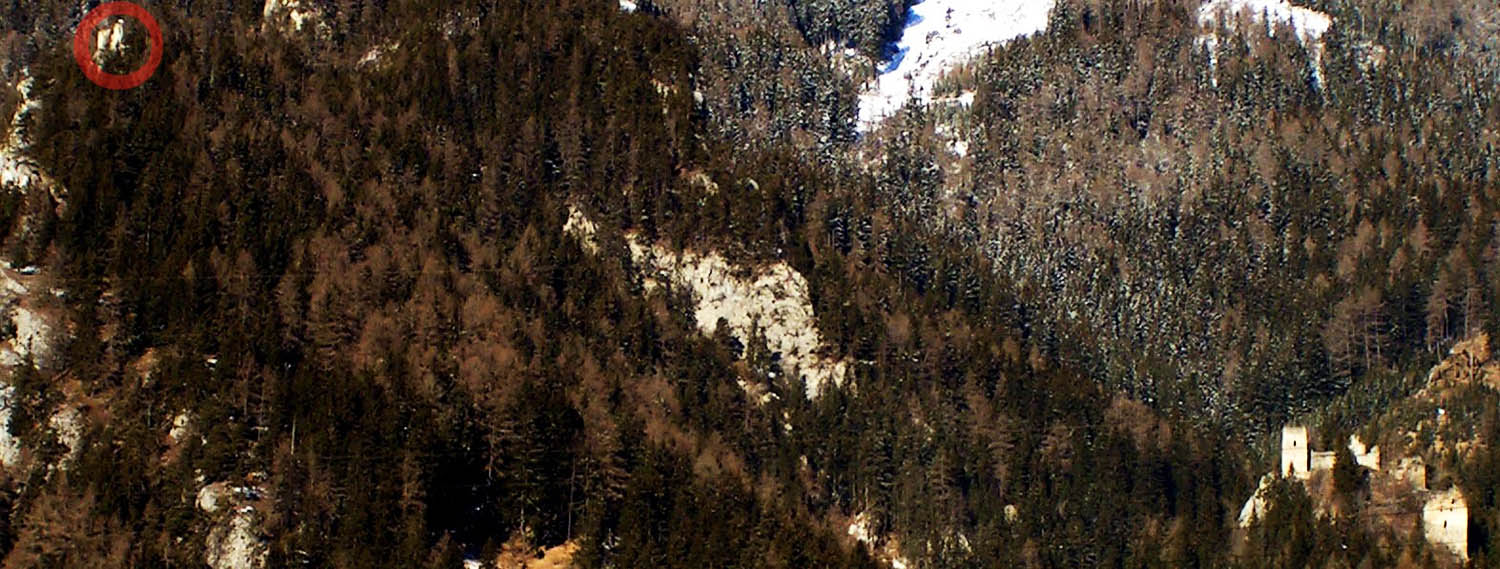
[{"x1": 0, "y1": 0, "x2": 1495, "y2": 567}]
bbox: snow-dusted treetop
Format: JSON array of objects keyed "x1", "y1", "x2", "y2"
[
  {"x1": 1197, "y1": 0, "x2": 1331, "y2": 43},
  {"x1": 857, "y1": 0, "x2": 1055, "y2": 131}
]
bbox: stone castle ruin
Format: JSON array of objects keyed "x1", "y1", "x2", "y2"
[
  {"x1": 1394, "y1": 456, "x2": 1427, "y2": 491},
  {"x1": 1242, "y1": 425, "x2": 1467, "y2": 561},
  {"x1": 1279, "y1": 425, "x2": 1310, "y2": 477},
  {"x1": 1425, "y1": 487, "x2": 1468, "y2": 561},
  {"x1": 1279, "y1": 425, "x2": 1380, "y2": 479}
]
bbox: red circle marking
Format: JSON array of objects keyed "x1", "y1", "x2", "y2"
[{"x1": 72, "y1": 2, "x2": 164, "y2": 90}]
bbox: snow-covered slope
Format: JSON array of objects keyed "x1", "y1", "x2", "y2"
[{"x1": 857, "y1": 0, "x2": 1054, "y2": 130}]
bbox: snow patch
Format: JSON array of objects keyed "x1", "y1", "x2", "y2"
[
  {"x1": 262, "y1": 0, "x2": 317, "y2": 33},
  {"x1": 619, "y1": 0, "x2": 639, "y2": 12},
  {"x1": 625, "y1": 235, "x2": 848, "y2": 399},
  {"x1": 0, "y1": 70, "x2": 67, "y2": 222},
  {"x1": 1, "y1": 72, "x2": 50, "y2": 197},
  {"x1": 858, "y1": 0, "x2": 1054, "y2": 130},
  {"x1": 357, "y1": 41, "x2": 400, "y2": 69},
  {"x1": 935, "y1": 121, "x2": 969, "y2": 158},
  {"x1": 0, "y1": 306, "x2": 52, "y2": 368},
  {"x1": 47, "y1": 406, "x2": 83, "y2": 465},
  {"x1": 0, "y1": 155, "x2": 37, "y2": 193},
  {"x1": 0, "y1": 268, "x2": 59, "y2": 371}
]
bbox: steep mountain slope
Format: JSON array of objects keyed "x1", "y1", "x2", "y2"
[{"x1": 0, "y1": 0, "x2": 1497, "y2": 568}]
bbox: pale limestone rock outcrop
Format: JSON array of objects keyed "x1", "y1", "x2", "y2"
[
  {"x1": 625, "y1": 236, "x2": 847, "y2": 399},
  {"x1": 200, "y1": 481, "x2": 269, "y2": 569},
  {"x1": 206, "y1": 511, "x2": 267, "y2": 569},
  {"x1": 561, "y1": 207, "x2": 848, "y2": 399},
  {"x1": 1237, "y1": 474, "x2": 1273, "y2": 526}
]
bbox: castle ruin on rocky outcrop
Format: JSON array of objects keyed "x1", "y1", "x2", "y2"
[{"x1": 1241, "y1": 425, "x2": 1466, "y2": 561}]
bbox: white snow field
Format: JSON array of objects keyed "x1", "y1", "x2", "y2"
[{"x1": 857, "y1": 0, "x2": 1055, "y2": 130}]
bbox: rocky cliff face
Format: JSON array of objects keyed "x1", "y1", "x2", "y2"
[
  {"x1": 626, "y1": 235, "x2": 849, "y2": 400},
  {"x1": 566, "y1": 205, "x2": 849, "y2": 400}
]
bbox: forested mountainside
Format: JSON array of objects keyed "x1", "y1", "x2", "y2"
[
  {"x1": 0, "y1": 0, "x2": 1497, "y2": 568},
  {"x1": 916, "y1": 0, "x2": 1500, "y2": 432}
]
